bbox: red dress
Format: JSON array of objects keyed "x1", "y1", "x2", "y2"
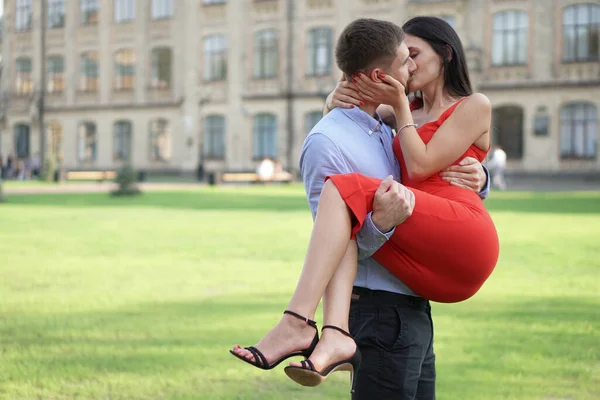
[{"x1": 327, "y1": 99, "x2": 499, "y2": 303}]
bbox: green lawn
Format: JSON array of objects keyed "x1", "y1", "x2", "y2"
[{"x1": 0, "y1": 186, "x2": 598, "y2": 399}]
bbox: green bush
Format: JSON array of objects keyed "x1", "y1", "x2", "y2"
[
  {"x1": 0, "y1": 178, "x2": 4, "y2": 203},
  {"x1": 111, "y1": 164, "x2": 141, "y2": 197},
  {"x1": 40, "y1": 153, "x2": 57, "y2": 182}
]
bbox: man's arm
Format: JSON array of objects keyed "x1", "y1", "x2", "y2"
[
  {"x1": 355, "y1": 176, "x2": 415, "y2": 260},
  {"x1": 300, "y1": 134, "x2": 414, "y2": 261},
  {"x1": 439, "y1": 157, "x2": 490, "y2": 200}
]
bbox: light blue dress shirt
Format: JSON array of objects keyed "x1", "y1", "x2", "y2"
[{"x1": 299, "y1": 106, "x2": 490, "y2": 296}]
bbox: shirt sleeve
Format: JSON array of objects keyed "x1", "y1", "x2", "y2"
[
  {"x1": 478, "y1": 165, "x2": 491, "y2": 200},
  {"x1": 299, "y1": 133, "x2": 393, "y2": 261},
  {"x1": 299, "y1": 133, "x2": 351, "y2": 218}
]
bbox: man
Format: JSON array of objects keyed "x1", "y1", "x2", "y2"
[{"x1": 300, "y1": 19, "x2": 489, "y2": 399}]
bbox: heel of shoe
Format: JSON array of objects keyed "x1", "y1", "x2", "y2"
[{"x1": 349, "y1": 348, "x2": 361, "y2": 393}]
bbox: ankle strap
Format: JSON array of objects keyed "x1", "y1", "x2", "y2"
[
  {"x1": 322, "y1": 325, "x2": 351, "y2": 337},
  {"x1": 284, "y1": 310, "x2": 317, "y2": 328}
]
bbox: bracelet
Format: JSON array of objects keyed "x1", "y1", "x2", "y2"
[{"x1": 398, "y1": 123, "x2": 418, "y2": 133}]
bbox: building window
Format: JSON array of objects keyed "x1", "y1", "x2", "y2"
[
  {"x1": 113, "y1": 120, "x2": 132, "y2": 161},
  {"x1": 14, "y1": 124, "x2": 30, "y2": 158},
  {"x1": 492, "y1": 10, "x2": 528, "y2": 66},
  {"x1": 203, "y1": 115, "x2": 226, "y2": 159},
  {"x1": 114, "y1": 0, "x2": 135, "y2": 23},
  {"x1": 149, "y1": 119, "x2": 172, "y2": 162},
  {"x1": 47, "y1": 56, "x2": 65, "y2": 94},
  {"x1": 48, "y1": 0, "x2": 65, "y2": 28},
  {"x1": 114, "y1": 49, "x2": 136, "y2": 90},
  {"x1": 254, "y1": 30, "x2": 278, "y2": 78},
  {"x1": 15, "y1": 0, "x2": 32, "y2": 31},
  {"x1": 78, "y1": 122, "x2": 97, "y2": 162},
  {"x1": 81, "y1": 0, "x2": 99, "y2": 25},
  {"x1": 203, "y1": 35, "x2": 227, "y2": 81},
  {"x1": 80, "y1": 52, "x2": 99, "y2": 92},
  {"x1": 307, "y1": 27, "x2": 332, "y2": 76},
  {"x1": 560, "y1": 102, "x2": 598, "y2": 159},
  {"x1": 563, "y1": 4, "x2": 600, "y2": 62},
  {"x1": 151, "y1": 0, "x2": 173, "y2": 19},
  {"x1": 305, "y1": 111, "x2": 322, "y2": 135},
  {"x1": 253, "y1": 113, "x2": 277, "y2": 159},
  {"x1": 150, "y1": 47, "x2": 172, "y2": 89},
  {"x1": 15, "y1": 57, "x2": 33, "y2": 95},
  {"x1": 47, "y1": 121, "x2": 63, "y2": 162}
]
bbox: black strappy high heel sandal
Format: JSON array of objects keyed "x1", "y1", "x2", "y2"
[
  {"x1": 229, "y1": 310, "x2": 319, "y2": 370},
  {"x1": 283, "y1": 325, "x2": 362, "y2": 393}
]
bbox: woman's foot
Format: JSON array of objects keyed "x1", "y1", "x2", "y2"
[
  {"x1": 231, "y1": 312, "x2": 318, "y2": 366},
  {"x1": 288, "y1": 326, "x2": 356, "y2": 372}
]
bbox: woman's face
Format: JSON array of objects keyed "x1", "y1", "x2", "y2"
[{"x1": 405, "y1": 34, "x2": 445, "y2": 92}]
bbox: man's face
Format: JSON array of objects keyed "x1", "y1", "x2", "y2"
[{"x1": 383, "y1": 42, "x2": 416, "y2": 88}]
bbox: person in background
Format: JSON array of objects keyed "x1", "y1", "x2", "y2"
[{"x1": 488, "y1": 145, "x2": 507, "y2": 190}]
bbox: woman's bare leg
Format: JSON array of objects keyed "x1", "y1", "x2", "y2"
[
  {"x1": 232, "y1": 180, "x2": 354, "y2": 364},
  {"x1": 288, "y1": 240, "x2": 358, "y2": 370}
]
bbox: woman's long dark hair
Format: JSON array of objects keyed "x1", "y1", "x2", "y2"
[{"x1": 403, "y1": 16, "x2": 473, "y2": 98}]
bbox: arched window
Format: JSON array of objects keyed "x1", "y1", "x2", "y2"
[
  {"x1": 113, "y1": 120, "x2": 133, "y2": 161},
  {"x1": 560, "y1": 102, "x2": 598, "y2": 159},
  {"x1": 203, "y1": 115, "x2": 226, "y2": 159},
  {"x1": 14, "y1": 124, "x2": 30, "y2": 158},
  {"x1": 253, "y1": 113, "x2": 277, "y2": 159}
]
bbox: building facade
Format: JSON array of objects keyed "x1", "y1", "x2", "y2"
[{"x1": 0, "y1": 0, "x2": 598, "y2": 176}]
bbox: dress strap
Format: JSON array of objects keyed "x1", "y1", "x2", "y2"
[{"x1": 440, "y1": 96, "x2": 468, "y2": 119}]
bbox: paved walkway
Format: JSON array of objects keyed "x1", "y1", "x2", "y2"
[
  {"x1": 2, "y1": 182, "x2": 206, "y2": 195},
  {"x1": 3, "y1": 176, "x2": 600, "y2": 195}
]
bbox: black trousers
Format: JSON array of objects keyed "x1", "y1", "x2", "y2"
[{"x1": 349, "y1": 287, "x2": 436, "y2": 400}]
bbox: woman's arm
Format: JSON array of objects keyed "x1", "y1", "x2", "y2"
[
  {"x1": 393, "y1": 93, "x2": 491, "y2": 181},
  {"x1": 376, "y1": 105, "x2": 397, "y2": 129}
]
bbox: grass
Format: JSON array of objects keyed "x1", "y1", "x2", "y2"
[{"x1": 0, "y1": 186, "x2": 598, "y2": 399}]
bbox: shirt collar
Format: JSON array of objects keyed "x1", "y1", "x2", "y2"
[{"x1": 339, "y1": 106, "x2": 385, "y2": 136}]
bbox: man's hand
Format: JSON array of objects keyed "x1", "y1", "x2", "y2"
[
  {"x1": 371, "y1": 176, "x2": 415, "y2": 233},
  {"x1": 439, "y1": 157, "x2": 486, "y2": 192}
]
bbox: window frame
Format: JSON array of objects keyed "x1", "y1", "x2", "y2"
[
  {"x1": 254, "y1": 30, "x2": 279, "y2": 79},
  {"x1": 560, "y1": 102, "x2": 598, "y2": 160},
  {"x1": 203, "y1": 115, "x2": 226, "y2": 160},
  {"x1": 252, "y1": 113, "x2": 277, "y2": 159},
  {"x1": 113, "y1": 120, "x2": 133, "y2": 162},
  {"x1": 491, "y1": 10, "x2": 529, "y2": 67},
  {"x1": 306, "y1": 27, "x2": 333, "y2": 77}
]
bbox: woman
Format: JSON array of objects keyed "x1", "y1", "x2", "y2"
[{"x1": 231, "y1": 16, "x2": 499, "y2": 391}]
